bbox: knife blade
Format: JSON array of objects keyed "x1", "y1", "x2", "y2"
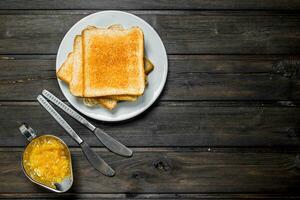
[
  {"x1": 80, "y1": 141, "x2": 115, "y2": 176},
  {"x1": 94, "y1": 128, "x2": 132, "y2": 157},
  {"x1": 37, "y1": 95, "x2": 115, "y2": 176},
  {"x1": 42, "y1": 89, "x2": 132, "y2": 157}
]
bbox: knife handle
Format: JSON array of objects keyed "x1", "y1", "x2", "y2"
[
  {"x1": 42, "y1": 90, "x2": 96, "y2": 131},
  {"x1": 37, "y1": 95, "x2": 83, "y2": 144}
]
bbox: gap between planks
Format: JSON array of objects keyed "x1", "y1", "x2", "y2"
[
  {"x1": 0, "y1": 147, "x2": 300, "y2": 153},
  {"x1": 0, "y1": 10, "x2": 300, "y2": 15},
  {"x1": 0, "y1": 100, "x2": 299, "y2": 107},
  {"x1": 1, "y1": 193, "x2": 300, "y2": 199}
]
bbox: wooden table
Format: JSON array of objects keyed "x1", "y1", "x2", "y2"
[{"x1": 0, "y1": 1, "x2": 300, "y2": 199}]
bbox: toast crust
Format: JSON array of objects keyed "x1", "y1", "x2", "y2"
[
  {"x1": 56, "y1": 25, "x2": 152, "y2": 109},
  {"x1": 69, "y1": 35, "x2": 84, "y2": 96},
  {"x1": 57, "y1": 52, "x2": 73, "y2": 83}
]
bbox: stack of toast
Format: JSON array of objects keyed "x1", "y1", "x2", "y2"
[{"x1": 57, "y1": 24, "x2": 154, "y2": 109}]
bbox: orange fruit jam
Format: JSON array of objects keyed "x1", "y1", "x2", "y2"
[{"x1": 22, "y1": 135, "x2": 71, "y2": 188}]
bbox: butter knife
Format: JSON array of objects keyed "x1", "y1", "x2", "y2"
[
  {"x1": 37, "y1": 95, "x2": 115, "y2": 177},
  {"x1": 42, "y1": 90, "x2": 132, "y2": 157}
]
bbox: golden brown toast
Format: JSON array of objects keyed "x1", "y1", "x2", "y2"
[
  {"x1": 69, "y1": 35, "x2": 84, "y2": 97},
  {"x1": 91, "y1": 24, "x2": 139, "y2": 102},
  {"x1": 59, "y1": 55, "x2": 153, "y2": 98},
  {"x1": 144, "y1": 57, "x2": 154, "y2": 74},
  {"x1": 59, "y1": 51, "x2": 153, "y2": 108},
  {"x1": 59, "y1": 53, "x2": 153, "y2": 92},
  {"x1": 82, "y1": 27, "x2": 145, "y2": 97},
  {"x1": 79, "y1": 26, "x2": 139, "y2": 101},
  {"x1": 57, "y1": 25, "x2": 152, "y2": 109},
  {"x1": 83, "y1": 98, "x2": 117, "y2": 110},
  {"x1": 57, "y1": 31, "x2": 117, "y2": 108},
  {"x1": 57, "y1": 52, "x2": 73, "y2": 83},
  {"x1": 89, "y1": 25, "x2": 138, "y2": 102}
]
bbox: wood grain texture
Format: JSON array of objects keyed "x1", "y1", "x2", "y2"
[
  {"x1": 1, "y1": 1, "x2": 300, "y2": 198},
  {"x1": 0, "y1": 148, "x2": 299, "y2": 194},
  {"x1": 0, "y1": 55, "x2": 300, "y2": 101},
  {"x1": 0, "y1": 0, "x2": 300, "y2": 10},
  {"x1": 2, "y1": 193, "x2": 300, "y2": 200},
  {"x1": 0, "y1": 102, "x2": 299, "y2": 147},
  {"x1": 0, "y1": 11, "x2": 300, "y2": 54}
]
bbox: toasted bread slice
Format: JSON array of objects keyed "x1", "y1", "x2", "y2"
[
  {"x1": 56, "y1": 52, "x2": 152, "y2": 109},
  {"x1": 59, "y1": 53, "x2": 152, "y2": 97},
  {"x1": 82, "y1": 98, "x2": 98, "y2": 106},
  {"x1": 84, "y1": 24, "x2": 137, "y2": 102},
  {"x1": 96, "y1": 98, "x2": 117, "y2": 110},
  {"x1": 83, "y1": 98, "x2": 117, "y2": 110},
  {"x1": 57, "y1": 36, "x2": 134, "y2": 108},
  {"x1": 69, "y1": 35, "x2": 84, "y2": 96},
  {"x1": 57, "y1": 52, "x2": 73, "y2": 83},
  {"x1": 69, "y1": 26, "x2": 102, "y2": 97},
  {"x1": 107, "y1": 24, "x2": 124, "y2": 30},
  {"x1": 71, "y1": 35, "x2": 118, "y2": 108},
  {"x1": 91, "y1": 24, "x2": 139, "y2": 102},
  {"x1": 82, "y1": 27, "x2": 145, "y2": 97},
  {"x1": 144, "y1": 57, "x2": 154, "y2": 74},
  {"x1": 86, "y1": 25, "x2": 139, "y2": 101},
  {"x1": 57, "y1": 33, "x2": 117, "y2": 108},
  {"x1": 58, "y1": 52, "x2": 152, "y2": 101},
  {"x1": 57, "y1": 25, "x2": 152, "y2": 109}
]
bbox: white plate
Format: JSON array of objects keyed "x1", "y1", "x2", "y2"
[{"x1": 56, "y1": 11, "x2": 168, "y2": 122}]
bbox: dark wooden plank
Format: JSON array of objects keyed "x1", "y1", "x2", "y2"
[
  {"x1": 2, "y1": 193, "x2": 300, "y2": 200},
  {"x1": 0, "y1": 148, "x2": 299, "y2": 193},
  {"x1": 1, "y1": 11, "x2": 300, "y2": 54},
  {"x1": 1, "y1": 55, "x2": 300, "y2": 101},
  {"x1": 0, "y1": 101, "x2": 299, "y2": 147},
  {"x1": 1, "y1": 0, "x2": 300, "y2": 10}
]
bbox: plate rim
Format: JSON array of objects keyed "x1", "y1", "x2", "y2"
[{"x1": 56, "y1": 10, "x2": 168, "y2": 122}]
